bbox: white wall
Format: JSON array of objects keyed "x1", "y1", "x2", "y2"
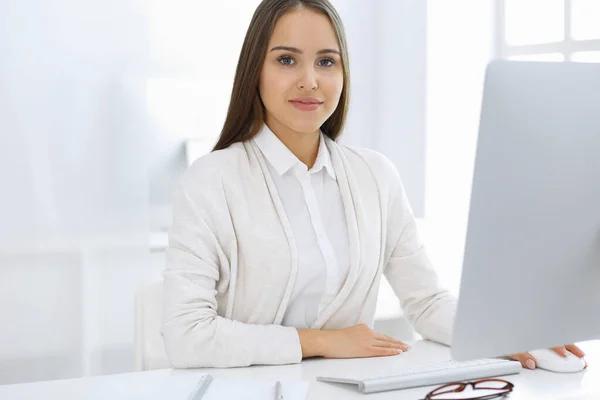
[
  {"x1": 425, "y1": 0, "x2": 494, "y2": 294},
  {"x1": 0, "y1": 0, "x2": 155, "y2": 384},
  {"x1": 145, "y1": 0, "x2": 262, "y2": 211},
  {"x1": 329, "y1": 0, "x2": 427, "y2": 217},
  {"x1": 374, "y1": 0, "x2": 428, "y2": 218}
]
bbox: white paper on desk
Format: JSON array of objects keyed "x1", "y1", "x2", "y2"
[
  {"x1": 199, "y1": 377, "x2": 309, "y2": 400},
  {"x1": 88, "y1": 374, "x2": 310, "y2": 400}
]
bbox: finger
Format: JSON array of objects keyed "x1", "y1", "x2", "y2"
[
  {"x1": 370, "y1": 346, "x2": 403, "y2": 357},
  {"x1": 372, "y1": 340, "x2": 407, "y2": 351},
  {"x1": 374, "y1": 334, "x2": 411, "y2": 350},
  {"x1": 551, "y1": 346, "x2": 568, "y2": 358},
  {"x1": 565, "y1": 344, "x2": 586, "y2": 358},
  {"x1": 374, "y1": 333, "x2": 404, "y2": 344},
  {"x1": 508, "y1": 352, "x2": 536, "y2": 370}
]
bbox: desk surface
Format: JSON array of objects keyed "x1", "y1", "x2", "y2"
[{"x1": 1, "y1": 340, "x2": 599, "y2": 400}]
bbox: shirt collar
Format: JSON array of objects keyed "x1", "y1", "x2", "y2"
[
  {"x1": 312, "y1": 133, "x2": 337, "y2": 180},
  {"x1": 253, "y1": 124, "x2": 336, "y2": 180}
]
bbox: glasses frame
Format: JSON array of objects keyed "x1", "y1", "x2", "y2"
[{"x1": 424, "y1": 378, "x2": 514, "y2": 400}]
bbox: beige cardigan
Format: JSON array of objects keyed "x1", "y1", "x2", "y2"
[{"x1": 161, "y1": 136, "x2": 457, "y2": 368}]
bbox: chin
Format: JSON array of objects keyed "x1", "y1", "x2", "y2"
[
  {"x1": 286, "y1": 119, "x2": 326, "y2": 135},
  {"x1": 292, "y1": 126, "x2": 321, "y2": 134}
]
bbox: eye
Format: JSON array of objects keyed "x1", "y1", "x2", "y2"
[
  {"x1": 277, "y1": 55, "x2": 295, "y2": 66},
  {"x1": 318, "y1": 58, "x2": 336, "y2": 67}
]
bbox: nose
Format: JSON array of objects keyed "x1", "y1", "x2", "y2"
[{"x1": 297, "y1": 66, "x2": 318, "y2": 91}]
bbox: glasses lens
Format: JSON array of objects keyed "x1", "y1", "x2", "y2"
[
  {"x1": 431, "y1": 383, "x2": 464, "y2": 395},
  {"x1": 429, "y1": 381, "x2": 512, "y2": 400},
  {"x1": 473, "y1": 380, "x2": 510, "y2": 390},
  {"x1": 431, "y1": 392, "x2": 508, "y2": 400}
]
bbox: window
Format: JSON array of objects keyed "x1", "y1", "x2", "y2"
[
  {"x1": 508, "y1": 53, "x2": 565, "y2": 61},
  {"x1": 497, "y1": 0, "x2": 600, "y2": 62},
  {"x1": 571, "y1": 51, "x2": 600, "y2": 62}
]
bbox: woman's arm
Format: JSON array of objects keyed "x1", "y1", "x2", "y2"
[
  {"x1": 162, "y1": 182, "x2": 303, "y2": 368},
  {"x1": 383, "y1": 179, "x2": 457, "y2": 346},
  {"x1": 297, "y1": 329, "x2": 327, "y2": 358}
]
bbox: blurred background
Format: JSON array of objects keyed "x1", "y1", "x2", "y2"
[{"x1": 0, "y1": 0, "x2": 599, "y2": 385}]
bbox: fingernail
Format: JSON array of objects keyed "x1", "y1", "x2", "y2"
[
  {"x1": 526, "y1": 359, "x2": 536, "y2": 370},
  {"x1": 395, "y1": 349, "x2": 403, "y2": 354}
]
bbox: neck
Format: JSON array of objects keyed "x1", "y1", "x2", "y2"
[{"x1": 265, "y1": 118, "x2": 320, "y2": 169}]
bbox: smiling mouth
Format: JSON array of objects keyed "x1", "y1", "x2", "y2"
[{"x1": 289, "y1": 100, "x2": 323, "y2": 111}]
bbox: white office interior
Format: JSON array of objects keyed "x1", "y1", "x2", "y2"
[{"x1": 1, "y1": 0, "x2": 599, "y2": 391}]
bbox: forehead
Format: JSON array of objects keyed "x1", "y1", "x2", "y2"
[{"x1": 268, "y1": 7, "x2": 340, "y2": 52}]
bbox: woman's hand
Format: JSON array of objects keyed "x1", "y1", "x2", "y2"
[
  {"x1": 508, "y1": 344, "x2": 587, "y2": 369},
  {"x1": 315, "y1": 323, "x2": 411, "y2": 359}
]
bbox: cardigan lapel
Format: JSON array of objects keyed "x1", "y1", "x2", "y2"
[
  {"x1": 311, "y1": 137, "x2": 363, "y2": 328},
  {"x1": 245, "y1": 140, "x2": 299, "y2": 325}
]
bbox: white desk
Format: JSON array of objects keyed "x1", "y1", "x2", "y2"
[{"x1": 1, "y1": 340, "x2": 599, "y2": 400}]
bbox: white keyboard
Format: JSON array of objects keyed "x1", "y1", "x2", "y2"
[{"x1": 317, "y1": 358, "x2": 523, "y2": 394}]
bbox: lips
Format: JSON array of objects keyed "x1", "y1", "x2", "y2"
[
  {"x1": 289, "y1": 97, "x2": 323, "y2": 105},
  {"x1": 289, "y1": 100, "x2": 323, "y2": 111},
  {"x1": 289, "y1": 97, "x2": 324, "y2": 111}
]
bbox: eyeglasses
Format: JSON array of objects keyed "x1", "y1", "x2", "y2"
[{"x1": 423, "y1": 379, "x2": 514, "y2": 400}]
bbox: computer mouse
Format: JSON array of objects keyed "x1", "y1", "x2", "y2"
[{"x1": 529, "y1": 349, "x2": 586, "y2": 373}]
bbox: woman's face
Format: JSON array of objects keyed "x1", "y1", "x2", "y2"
[{"x1": 259, "y1": 7, "x2": 344, "y2": 136}]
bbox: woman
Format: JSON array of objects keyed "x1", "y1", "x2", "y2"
[{"x1": 161, "y1": 0, "x2": 585, "y2": 369}]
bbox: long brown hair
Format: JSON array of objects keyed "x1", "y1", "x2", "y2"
[{"x1": 212, "y1": 0, "x2": 351, "y2": 151}]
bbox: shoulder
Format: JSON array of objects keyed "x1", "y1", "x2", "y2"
[
  {"x1": 335, "y1": 143, "x2": 402, "y2": 189},
  {"x1": 178, "y1": 142, "x2": 249, "y2": 188},
  {"x1": 335, "y1": 144, "x2": 416, "y2": 231},
  {"x1": 175, "y1": 142, "x2": 252, "y2": 207}
]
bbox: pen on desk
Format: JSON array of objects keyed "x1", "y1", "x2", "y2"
[
  {"x1": 187, "y1": 374, "x2": 214, "y2": 400},
  {"x1": 275, "y1": 380, "x2": 283, "y2": 400}
]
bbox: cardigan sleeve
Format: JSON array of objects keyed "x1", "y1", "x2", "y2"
[
  {"x1": 161, "y1": 168, "x2": 302, "y2": 368},
  {"x1": 382, "y1": 171, "x2": 457, "y2": 346}
]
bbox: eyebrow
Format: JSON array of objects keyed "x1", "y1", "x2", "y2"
[{"x1": 269, "y1": 45, "x2": 340, "y2": 56}]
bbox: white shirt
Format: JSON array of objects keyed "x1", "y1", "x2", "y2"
[{"x1": 253, "y1": 124, "x2": 351, "y2": 329}]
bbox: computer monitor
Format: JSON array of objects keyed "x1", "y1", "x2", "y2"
[{"x1": 451, "y1": 60, "x2": 600, "y2": 361}]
